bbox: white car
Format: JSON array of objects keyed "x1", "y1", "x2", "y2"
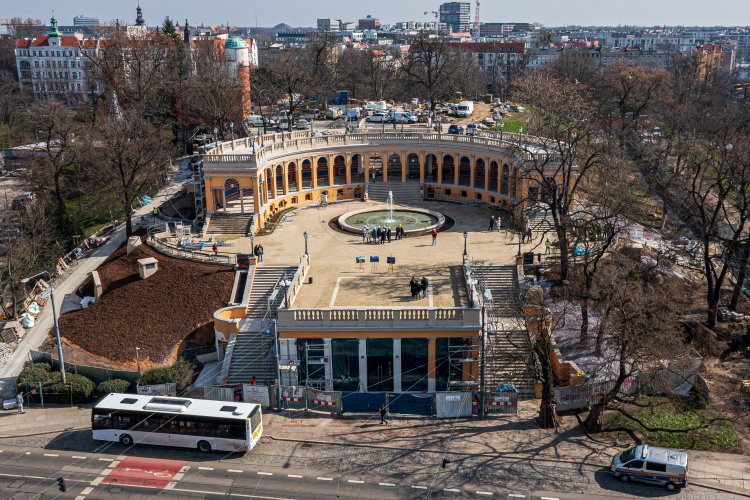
[
  {"x1": 366, "y1": 113, "x2": 390, "y2": 123},
  {"x1": 411, "y1": 98, "x2": 419, "y2": 105},
  {"x1": 466, "y1": 124, "x2": 480, "y2": 136},
  {"x1": 296, "y1": 119, "x2": 310, "y2": 130}
]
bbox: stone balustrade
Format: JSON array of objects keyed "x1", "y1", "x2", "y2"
[{"x1": 277, "y1": 306, "x2": 480, "y2": 329}]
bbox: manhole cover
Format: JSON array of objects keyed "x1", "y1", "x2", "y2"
[{"x1": 108, "y1": 487, "x2": 123, "y2": 493}]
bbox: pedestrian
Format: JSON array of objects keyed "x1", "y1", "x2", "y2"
[
  {"x1": 372, "y1": 227, "x2": 377, "y2": 243},
  {"x1": 257, "y1": 244, "x2": 264, "y2": 262},
  {"x1": 421, "y1": 277, "x2": 428, "y2": 299},
  {"x1": 381, "y1": 227, "x2": 386, "y2": 244},
  {"x1": 398, "y1": 224, "x2": 403, "y2": 240},
  {"x1": 545, "y1": 238, "x2": 551, "y2": 254},
  {"x1": 488, "y1": 216, "x2": 494, "y2": 231},
  {"x1": 251, "y1": 376, "x2": 257, "y2": 386},
  {"x1": 16, "y1": 391, "x2": 24, "y2": 414},
  {"x1": 212, "y1": 243, "x2": 218, "y2": 256},
  {"x1": 387, "y1": 227, "x2": 392, "y2": 242},
  {"x1": 380, "y1": 403, "x2": 388, "y2": 425},
  {"x1": 431, "y1": 229, "x2": 438, "y2": 245},
  {"x1": 363, "y1": 226, "x2": 368, "y2": 242},
  {"x1": 410, "y1": 277, "x2": 418, "y2": 300},
  {"x1": 526, "y1": 228, "x2": 532, "y2": 243}
]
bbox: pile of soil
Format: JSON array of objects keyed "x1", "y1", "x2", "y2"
[{"x1": 55, "y1": 236, "x2": 233, "y2": 366}]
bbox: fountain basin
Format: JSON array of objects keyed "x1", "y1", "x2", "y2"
[{"x1": 338, "y1": 207, "x2": 445, "y2": 235}]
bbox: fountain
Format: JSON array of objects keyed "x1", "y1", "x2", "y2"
[
  {"x1": 383, "y1": 191, "x2": 396, "y2": 223},
  {"x1": 337, "y1": 203, "x2": 446, "y2": 235}
]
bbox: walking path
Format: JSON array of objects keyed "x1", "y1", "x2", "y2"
[
  {"x1": 0, "y1": 159, "x2": 193, "y2": 399},
  {"x1": 2, "y1": 401, "x2": 749, "y2": 496}
]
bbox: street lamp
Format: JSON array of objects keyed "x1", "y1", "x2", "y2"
[
  {"x1": 230, "y1": 122, "x2": 234, "y2": 141},
  {"x1": 250, "y1": 230, "x2": 255, "y2": 257},
  {"x1": 213, "y1": 127, "x2": 219, "y2": 149},
  {"x1": 500, "y1": 121, "x2": 504, "y2": 141},
  {"x1": 463, "y1": 231, "x2": 468, "y2": 256},
  {"x1": 517, "y1": 230, "x2": 522, "y2": 256},
  {"x1": 518, "y1": 127, "x2": 523, "y2": 145},
  {"x1": 303, "y1": 231, "x2": 309, "y2": 255},
  {"x1": 135, "y1": 347, "x2": 141, "y2": 374},
  {"x1": 250, "y1": 132, "x2": 256, "y2": 154},
  {"x1": 526, "y1": 117, "x2": 530, "y2": 141},
  {"x1": 20, "y1": 271, "x2": 65, "y2": 383}
]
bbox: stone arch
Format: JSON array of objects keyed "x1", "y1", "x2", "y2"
[
  {"x1": 316, "y1": 156, "x2": 329, "y2": 187},
  {"x1": 442, "y1": 154, "x2": 455, "y2": 185},
  {"x1": 406, "y1": 153, "x2": 420, "y2": 178},
  {"x1": 219, "y1": 177, "x2": 244, "y2": 213},
  {"x1": 265, "y1": 168, "x2": 274, "y2": 200},
  {"x1": 275, "y1": 165, "x2": 283, "y2": 196},
  {"x1": 351, "y1": 154, "x2": 364, "y2": 182},
  {"x1": 301, "y1": 159, "x2": 313, "y2": 189},
  {"x1": 502, "y1": 163, "x2": 510, "y2": 196},
  {"x1": 425, "y1": 153, "x2": 438, "y2": 181},
  {"x1": 475, "y1": 158, "x2": 486, "y2": 189},
  {"x1": 287, "y1": 162, "x2": 298, "y2": 191},
  {"x1": 459, "y1": 156, "x2": 471, "y2": 186},
  {"x1": 387, "y1": 152, "x2": 402, "y2": 181},
  {"x1": 489, "y1": 161, "x2": 499, "y2": 192},
  {"x1": 333, "y1": 155, "x2": 346, "y2": 185},
  {"x1": 368, "y1": 152, "x2": 383, "y2": 181}
]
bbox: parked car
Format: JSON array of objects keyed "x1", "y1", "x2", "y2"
[
  {"x1": 411, "y1": 98, "x2": 419, "y2": 105},
  {"x1": 296, "y1": 118, "x2": 310, "y2": 130},
  {"x1": 448, "y1": 124, "x2": 464, "y2": 134},
  {"x1": 365, "y1": 113, "x2": 390, "y2": 123},
  {"x1": 392, "y1": 111, "x2": 418, "y2": 124},
  {"x1": 466, "y1": 124, "x2": 480, "y2": 136},
  {"x1": 611, "y1": 445, "x2": 688, "y2": 491}
]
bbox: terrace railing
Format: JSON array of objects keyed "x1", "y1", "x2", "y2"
[{"x1": 277, "y1": 306, "x2": 481, "y2": 329}]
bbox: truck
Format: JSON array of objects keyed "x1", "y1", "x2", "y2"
[{"x1": 456, "y1": 101, "x2": 474, "y2": 118}]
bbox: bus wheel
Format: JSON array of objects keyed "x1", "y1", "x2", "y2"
[
  {"x1": 198, "y1": 441, "x2": 211, "y2": 453},
  {"x1": 666, "y1": 482, "x2": 676, "y2": 491},
  {"x1": 620, "y1": 475, "x2": 630, "y2": 483},
  {"x1": 120, "y1": 434, "x2": 133, "y2": 446}
]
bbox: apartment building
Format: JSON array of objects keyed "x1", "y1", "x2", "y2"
[
  {"x1": 479, "y1": 23, "x2": 535, "y2": 37},
  {"x1": 440, "y1": 2, "x2": 472, "y2": 33},
  {"x1": 447, "y1": 41, "x2": 527, "y2": 83}
]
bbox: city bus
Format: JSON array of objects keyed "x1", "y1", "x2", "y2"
[{"x1": 92, "y1": 394, "x2": 262, "y2": 453}]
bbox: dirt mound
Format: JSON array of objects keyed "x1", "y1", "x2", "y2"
[
  {"x1": 683, "y1": 320, "x2": 730, "y2": 358},
  {"x1": 55, "y1": 237, "x2": 234, "y2": 366}
]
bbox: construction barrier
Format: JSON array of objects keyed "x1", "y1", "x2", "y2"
[
  {"x1": 487, "y1": 391, "x2": 518, "y2": 414},
  {"x1": 435, "y1": 392, "x2": 473, "y2": 418},
  {"x1": 387, "y1": 393, "x2": 433, "y2": 416},
  {"x1": 307, "y1": 388, "x2": 342, "y2": 414},
  {"x1": 341, "y1": 392, "x2": 386, "y2": 414},
  {"x1": 243, "y1": 385, "x2": 270, "y2": 407},
  {"x1": 279, "y1": 386, "x2": 306, "y2": 410},
  {"x1": 137, "y1": 383, "x2": 177, "y2": 397}
]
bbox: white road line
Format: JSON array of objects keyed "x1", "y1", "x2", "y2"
[
  {"x1": 81, "y1": 487, "x2": 94, "y2": 494},
  {"x1": 444, "y1": 488, "x2": 460, "y2": 492},
  {"x1": 288, "y1": 474, "x2": 303, "y2": 478},
  {"x1": 508, "y1": 495, "x2": 526, "y2": 498},
  {"x1": 541, "y1": 498, "x2": 559, "y2": 500},
  {"x1": 99, "y1": 458, "x2": 113, "y2": 461},
  {"x1": 476, "y1": 493, "x2": 493, "y2": 496},
  {"x1": 25, "y1": 452, "x2": 30, "y2": 455},
  {"x1": 348, "y1": 479, "x2": 364, "y2": 483},
  {"x1": 330, "y1": 277, "x2": 342, "y2": 307},
  {"x1": 228, "y1": 469, "x2": 243, "y2": 473},
  {"x1": 379, "y1": 483, "x2": 396, "y2": 486},
  {"x1": 44, "y1": 454, "x2": 59, "y2": 457},
  {"x1": 199, "y1": 467, "x2": 214, "y2": 470},
  {"x1": 258, "y1": 472, "x2": 273, "y2": 475},
  {"x1": 90, "y1": 476, "x2": 105, "y2": 486},
  {"x1": 72, "y1": 456, "x2": 87, "y2": 459},
  {"x1": 75, "y1": 496, "x2": 86, "y2": 500},
  {"x1": 0, "y1": 473, "x2": 46, "y2": 479},
  {"x1": 412, "y1": 485, "x2": 428, "y2": 489},
  {"x1": 317, "y1": 477, "x2": 333, "y2": 481}
]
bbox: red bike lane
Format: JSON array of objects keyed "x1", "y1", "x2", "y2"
[{"x1": 102, "y1": 456, "x2": 186, "y2": 488}]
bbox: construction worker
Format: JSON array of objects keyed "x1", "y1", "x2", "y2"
[
  {"x1": 153, "y1": 207, "x2": 158, "y2": 216},
  {"x1": 545, "y1": 238, "x2": 552, "y2": 254}
]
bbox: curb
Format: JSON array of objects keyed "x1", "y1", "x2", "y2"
[
  {"x1": 0, "y1": 426, "x2": 89, "y2": 439},
  {"x1": 263, "y1": 435, "x2": 750, "y2": 497}
]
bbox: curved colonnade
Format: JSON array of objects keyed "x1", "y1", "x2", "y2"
[{"x1": 202, "y1": 130, "x2": 560, "y2": 231}]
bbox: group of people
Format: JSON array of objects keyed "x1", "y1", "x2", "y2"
[
  {"x1": 253, "y1": 244, "x2": 264, "y2": 262},
  {"x1": 410, "y1": 277, "x2": 428, "y2": 300},
  {"x1": 363, "y1": 225, "x2": 405, "y2": 244},
  {"x1": 487, "y1": 216, "x2": 503, "y2": 231},
  {"x1": 521, "y1": 227, "x2": 533, "y2": 243}
]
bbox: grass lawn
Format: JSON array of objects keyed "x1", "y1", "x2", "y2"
[
  {"x1": 491, "y1": 117, "x2": 525, "y2": 133},
  {"x1": 602, "y1": 397, "x2": 738, "y2": 452}
]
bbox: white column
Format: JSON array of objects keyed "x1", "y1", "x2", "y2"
[
  {"x1": 323, "y1": 338, "x2": 333, "y2": 391},
  {"x1": 358, "y1": 338, "x2": 367, "y2": 392},
  {"x1": 393, "y1": 338, "x2": 402, "y2": 392}
]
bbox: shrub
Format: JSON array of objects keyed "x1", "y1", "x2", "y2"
[
  {"x1": 628, "y1": 269, "x2": 640, "y2": 281},
  {"x1": 138, "y1": 358, "x2": 195, "y2": 393},
  {"x1": 46, "y1": 374, "x2": 95, "y2": 404},
  {"x1": 16, "y1": 362, "x2": 52, "y2": 390},
  {"x1": 97, "y1": 379, "x2": 132, "y2": 397}
]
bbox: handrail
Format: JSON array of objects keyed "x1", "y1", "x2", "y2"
[{"x1": 147, "y1": 234, "x2": 236, "y2": 266}]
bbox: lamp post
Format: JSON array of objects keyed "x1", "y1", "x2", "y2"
[
  {"x1": 303, "y1": 231, "x2": 308, "y2": 255},
  {"x1": 518, "y1": 127, "x2": 523, "y2": 146},
  {"x1": 250, "y1": 231, "x2": 255, "y2": 257},
  {"x1": 230, "y1": 122, "x2": 234, "y2": 141},
  {"x1": 526, "y1": 117, "x2": 529, "y2": 141},
  {"x1": 135, "y1": 347, "x2": 141, "y2": 375},
  {"x1": 21, "y1": 271, "x2": 64, "y2": 383},
  {"x1": 500, "y1": 121, "x2": 504, "y2": 141},
  {"x1": 517, "y1": 230, "x2": 522, "y2": 256},
  {"x1": 213, "y1": 127, "x2": 219, "y2": 149},
  {"x1": 250, "y1": 132, "x2": 256, "y2": 154},
  {"x1": 463, "y1": 231, "x2": 468, "y2": 256}
]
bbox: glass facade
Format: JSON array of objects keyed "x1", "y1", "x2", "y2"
[
  {"x1": 331, "y1": 339, "x2": 360, "y2": 392},
  {"x1": 401, "y1": 338, "x2": 429, "y2": 392},
  {"x1": 366, "y1": 338, "x2": 393, "y2": 391}
]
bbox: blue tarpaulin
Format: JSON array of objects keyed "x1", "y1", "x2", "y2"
[{"x1": 341, "y1": 392, "x2": 385, "y2": 414}]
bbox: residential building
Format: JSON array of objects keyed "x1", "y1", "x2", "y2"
[
  {"x1": 394, "y1": 21, "x2": 447, "y2": 32},
  {"x1": 317, "y1": 19, "x2": 356, "y2": 32},
  {"x1": 440, "y1": 2, "x2": 472, "y2": 33},
  {"x1": 73, "y1": 15, "x2": 99, "y2": 27},
  {"x1": 358, "y1": 15, "x2": 380, "y2": 31},
  {"x1": 479, "y1": 23, "x2": 535, "y2": 37},
  {"x1": 275, "y1": 30, "x2": 312, "y2": 45},
  {"x1": 257, "y1": 43, "x2": 285, "y2": 68},
  {"x1": 446, "y1": 41, "x2": 527, "y2": 84}
]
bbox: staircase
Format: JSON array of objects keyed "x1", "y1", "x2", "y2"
[
  {"x1": 227, "y1": 266, "x2": 297, "y2": 385},
  {"x1": 525, "y1": 209, "x2": 555, "y2": 234},
  {"x1": 474, "y1": 265, "x2": 537, "y2": 400},
  {"x1": 368, "y1": 181, "x2": 421, "y2": 204},
  {"x1": 207, "y1": 215, "x2": 253, "y2": 235}
]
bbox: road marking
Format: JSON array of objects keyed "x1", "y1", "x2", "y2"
[
  {"x1": 228, "y1": 469, "x2": 243, "y2": 473},
  {"x1": 508, "y1": 495, "x2": 525, "y2": 498},
  {"x1": 44, "y1": 453, "x2": 59, "y2": 457},
  {"x1": 81, "y1": 487, "x2": 94, "y2": 494},
  {"x1": 199, "y1": 467, "x2": 214, "y2": 470},
  {"x1": 444, "y1": 488, "x2": 460, "y2": 492},
  {"x1": 348, "y1": 479, "x2": 364, "y2": 483},
  {"x1": 75, "y1": 496, "x2": 86, "y2": 500},
  {"x1": 380, "y1": 483, "x2": 396, "y2": 486},
  {"x1": 0, "y1": 473, "x2": 46, "y2": 479},
  {"x1": 99, "y1": 458, "x2": 114, "y2": 461},
  {"x1": 288, "y1": 474, "x2": 303, "y2": 478},
  {"x1": 317, "y1": 477, "x2": 333, "y2": 481},
  {"x1": 412, "y1": 485, "x2": 428, "y2": 489},
  {"x1": 258, "y1": 471, "x2": 273, "y2": 475},
  {"x1": 541, "y1": 498, "x2": 559, "y2": 500},
  {"x1": 25, "y1": 452, "x2": 30, "y2": 455},
  {"x1": 476, "y1": 493, "x2": 493, "y2": 496},
  {"x1": 72, "y1": 456, "x2": 87, "y2": 459},
  {"x1": 90, "y1": 476, "x2": 105, "y2": 486}
]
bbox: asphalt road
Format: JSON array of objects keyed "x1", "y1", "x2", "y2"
[{"x1": 0, "y1": 431, "x2": 742, "y2": 500}]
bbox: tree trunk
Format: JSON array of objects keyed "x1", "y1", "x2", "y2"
[
  {"x1": 580, "y1": 298, "x2": 589, "y2": 348},
  {"x1": 558, "y1": 230, "x2": 570, "y2": 282},
  {"x1": 707, "y1": 296, "x2": 719, "y2": 328},
  {"x1": 731, "y1": 240, "x2": 750, "y2": 311},
  {"x1": 584, "y1": 404, "x2": 604, "y2": 432},
  {"x1": 659, "y1": 191, "x2": 669, "y2": 230}
]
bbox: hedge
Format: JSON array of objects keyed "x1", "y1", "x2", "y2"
[
  {"x1": 97, "y1": 379, "x2": 132, "y2": 397},
  {"x1": 16, "y1": 361, "x2": 96, "y2": 404},
  {"x1": 138, "y1": 358, "x2": 195, "y2": 392},
  {"x1": 16, "y1": 362, "x2": 52, "y2": 389},
  {"x1": 46, "y1": 374, "x2": 95, "y2": 404}
]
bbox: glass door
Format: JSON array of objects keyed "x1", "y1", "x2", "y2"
[{"x1": 366, "y1": 338, "x2": 393, "y2": 392}]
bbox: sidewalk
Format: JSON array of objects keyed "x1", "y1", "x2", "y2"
[
  {"x1": 4, "y1": 401, "x2": 747, "y2": 496},
  {"x1": 0, "y1": 158, "x2": 192, "y2": 399}
]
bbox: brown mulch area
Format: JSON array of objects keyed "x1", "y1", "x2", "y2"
[{"x1": 53, "y1": 235, "x2": 234, "y2": 367}]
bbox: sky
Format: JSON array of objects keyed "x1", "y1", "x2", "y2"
[{"x1": 8, "y1": 0, "x2": 750, "y2": 29}]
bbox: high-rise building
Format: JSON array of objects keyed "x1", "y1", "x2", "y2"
[
  {"x1": 439, "y1": 2, "x2": 471, "y2": 33},
  {"x1": 73, "y1": 15, "x2": 99, "y2": 27}
]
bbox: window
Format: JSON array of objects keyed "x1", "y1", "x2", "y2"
[
  {"x1": 498, "y1": 47, "x2": 503, "y2": 52},
  {"x1": 626, "y1": 460, "x2": 644, "y2": 469},
  {"x1": 488, "y1": 47, "x2": 493, "y2": 52},
  {"x1": 461, "y1": 191, "x2": 468, "y2": 197},
  {"x1": 337, "y1": 189, "x2": 343, "y2": 196},
  {"x1": 444, "y1": 189, "x2": 452, "y2": 195},
  {"x1": 220, "y1": 406, "x2": 238, "y2": 412},
  {"x1": 120, "y1": 398, "x2": 137, "y2": 404},
  {"x1": 490, "y1": 196, "x2": 495, "y2": 203},
  {"x1": 508, "y1": 47, "x2": 514, "y2": 52},
  {"x1": 646, "y1": 462, "x2": 667, "y2": 472},
  {"x1": 476, "y1": 193, "x2": 482, "y2": 200}
]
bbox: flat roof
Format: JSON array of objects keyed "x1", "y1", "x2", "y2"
[{"x1": 95, "y1": 393, "x2": 259, "y2": 420}]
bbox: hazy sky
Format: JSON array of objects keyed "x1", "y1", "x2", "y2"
[{"x1": 10, "y1": 0, "x2": 750, "y2": 29}]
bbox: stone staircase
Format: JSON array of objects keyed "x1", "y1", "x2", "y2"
[
  {"x1": 368, "y1": 181, "x2": 421, "y2": 204},
  {"x1": 525, "y1": 209, "x2": 555, "y2": 234},
  {"x1": 474, "y1": 265, "x2": 537, "y2": 400},
  {"x1": 207, "y1": 215, "x2": 253, "y2": 235},
  {"x1": 227, "y1": 266, "x2": 297, "y2": 385}
]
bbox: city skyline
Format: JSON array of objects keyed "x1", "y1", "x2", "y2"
[{"x1": 7, "y1": 0, "x2": 750, "y2": 29}]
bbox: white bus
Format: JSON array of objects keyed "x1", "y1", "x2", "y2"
[{"x1": 92, "y1": 394, "x2": 262, "y2": 453}]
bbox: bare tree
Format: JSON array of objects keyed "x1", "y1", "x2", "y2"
[{"x1": 399, "y1": 33, "x2": 463, "y2": 113}]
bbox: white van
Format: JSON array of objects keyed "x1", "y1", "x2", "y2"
[
  {"x1": 392, "y1": 111, "x2": 417, "y2": 124},
  {"x1": 611, "y1": 445, "x2": 688, "y2": 490},
  {"x1": 246, "y1": 115, "x2": 271, "y2": 126},
  {"x1": 456, "y1": 101, "x2": 474, "y2": 117}
]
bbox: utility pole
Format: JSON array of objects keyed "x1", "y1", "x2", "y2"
[
  {"x1": 480, "y1": 302, "x2": 486, "y2": 419},
  {"x1": 273, "y1": 319, "x2": 282, "y2": 412}
]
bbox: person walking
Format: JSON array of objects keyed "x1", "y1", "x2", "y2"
[
  {"x1": 381, "y1": 227, "x2": 386, "y2": 244},
  {"x1": 488, "y1": 216, "x2": 495, "y2": 231},
  {"x1": 257, "y1": 244, "x2": 264, "y2": 263},
  {"x1": 16, "y1": 391, "x2": 24, "y2": 414},
  {"x1": 387, "y1": 227, "x2": 392, "y2": 243},
  {"x1": 251, "y1": 376, "x2": 257, "y2": 386},
  {"x1": 372, "y1": 227, "x2": 377, "y2": 243},
  {"x1": 397, "y1": 224, "x2": 403, "y2": 240},
  {"x1": 212, "y1": 243, "x2": 218, "y2": 256},
  {"x1": 431, "y1": 229, "x2": 438, "y2": 245},
  {"x1": 380, "y1": 403, "x2": 388, "y2": 425},
  {"x1": 410, "y1": 277, "x2": 418, "y2": 300},
  {"x1": 545, "y1": 238, "x2": 551, "y2": 254},
  {"x1": 363, "y1": 226, "x2": 368, "y2": 242},
  {"x1": 421, "y1": 277, "x2": 428, "y2": 299}
]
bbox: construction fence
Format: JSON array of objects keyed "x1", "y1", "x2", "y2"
[{"x1": 29, "y1": 350, "x2": 140, "y2": 389}]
